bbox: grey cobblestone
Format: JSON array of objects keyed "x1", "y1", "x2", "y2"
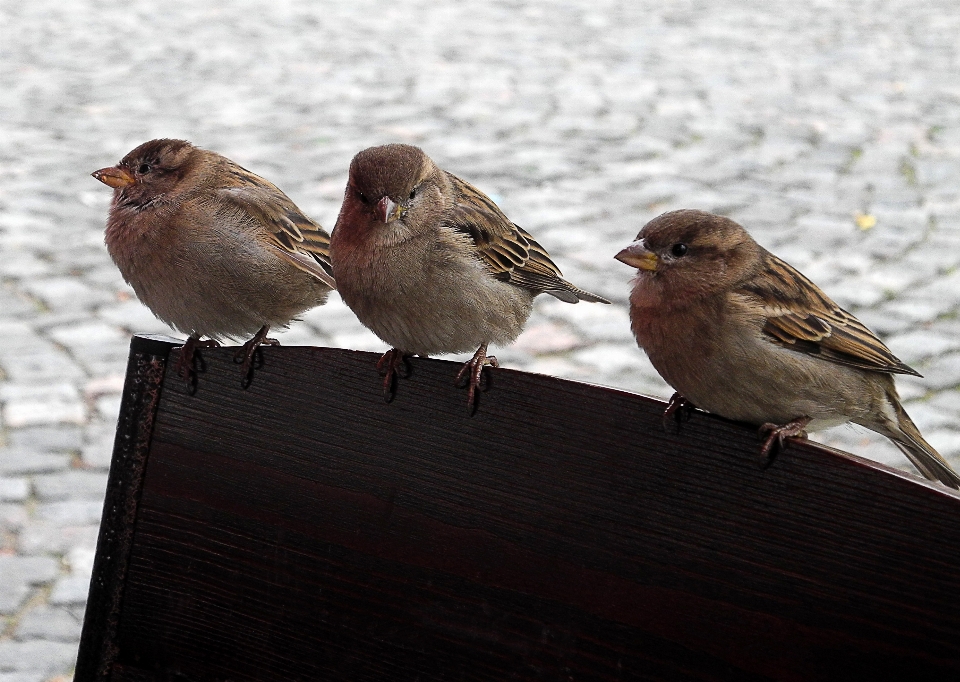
[
  {"x1": 14, "y1": 607, "x2": 82, "y2": 643},
  {"x1": 0, "y1": 557, "x2": 58, "y2": 615},
  {"x1": 0, "y1": 451, "x2": 71, "y2": 477},
  {"x1": 32, "y1": 472, "x2": 107, "y2": 503},
  {"x1": 0, "y1": 479, "x2": 29, "y2": 504},
  {"x1": 2, "y1": 0, "x2": 959, "y2": 668}
]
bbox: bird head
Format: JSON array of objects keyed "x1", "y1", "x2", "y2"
[
  {"x1": 616, "y1": 209, "x2": 760, "y2": 297},
  {"x1": 92, "y1": 138, "x2": 199, "y2": 208},
  {"x1": 341, "y1": 143, "x2": 446, "y2": 233}
]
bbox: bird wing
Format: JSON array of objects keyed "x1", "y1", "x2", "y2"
[
  {"x1": 216, "y1": 164, "x2": 336, "y2": 290},
  {"x1": 740, "y1": 252, "x2": 918, "y2": 376},
  {"x1": 442, "y1": 173, "x2": 608, "y2": 303}
]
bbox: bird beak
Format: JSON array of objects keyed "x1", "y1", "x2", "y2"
[
  {"x1": 615, "y1": 240, "x2": 659, "y2": 271},
  {"x1": 92, "y1": 166, "x2": 136, "y2": 189},
  {"x1": 376, "y1": 196, "x2": 405, "y2": 224}
]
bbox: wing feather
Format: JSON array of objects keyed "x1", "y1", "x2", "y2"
[
  {"x1": 442, "y1": 173, "x2": 609, "y2": 304},
  {"x1": 216, "y1": 163, "x2": 336, "y2": 290},
  {"x1": 741, "y1": 252, "x2": 918, "y2": 376}
]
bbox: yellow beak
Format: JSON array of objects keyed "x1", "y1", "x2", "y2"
[
  {"x1": 615, "y1": 240, "x2": 658, "y2": 271},
  {"x1": 92, "y1": 166, "x2": 136, "y2": 189}
]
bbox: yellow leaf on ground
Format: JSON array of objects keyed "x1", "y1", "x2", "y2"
[{"x1": 854, "y1": 213, "x2": 877, "y2": 230}]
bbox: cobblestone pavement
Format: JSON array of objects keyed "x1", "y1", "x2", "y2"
[{"x1": 2, "y1": 0, "x2": 960, "y2": 676}]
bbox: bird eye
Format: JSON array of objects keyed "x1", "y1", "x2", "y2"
[
  {"x1": 409, "y1": 187, "x2": 417, "y2": 200},
  {"x1": 356, "y1": 189, "x2": 368, "y2": 204},
  {"x1": 671, "y1": 243, "x2": 688, "y2": 257},
  {"x1": 138, "y1": 163, "x2": 151, "y2": 174}
]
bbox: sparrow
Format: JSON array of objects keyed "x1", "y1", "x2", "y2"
[
  {"x1": 615, "y1": 209, "x2": 960, "y2": 489},
  {"x1": 330, "y1": 143, "x2": 610, "y2": 410},
  {"x1": 92, "y1": 139, "x2": 336, "y2": 390}
]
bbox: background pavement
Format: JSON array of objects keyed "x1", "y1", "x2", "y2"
[{"x1": 2, "y1": 0, "x2": 959, "y2": 677}]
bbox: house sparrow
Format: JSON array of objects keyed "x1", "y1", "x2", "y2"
[
  {"x1": 615, "y1": 209, "x2": 960, "y2": 489},
  {"x1": 331, "y1": 143, "x2": 610, "y2": 410},
  {"x1": 93, "y1": 139, "x2": 335, "y2": 390}
]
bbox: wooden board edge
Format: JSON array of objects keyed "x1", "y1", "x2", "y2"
[{"x1": 74, "y1": 335, "x2": 177, "y2": 682}]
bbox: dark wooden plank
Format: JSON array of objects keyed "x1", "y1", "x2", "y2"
[
  {"x1": 75, "y1": 335, "x2": 176, "y2": 682},
  {"x1": 80, "y1": 339, "x2": 960, "y2": 681}
]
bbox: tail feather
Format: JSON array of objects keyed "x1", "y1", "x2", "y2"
[
  {"x1": 546, "y1": 280, "x2": 611, "y2": 305},
  {"x1": 889, "y1": 403, "x2": 960, "y2": 490}
]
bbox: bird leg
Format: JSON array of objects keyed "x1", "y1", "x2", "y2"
[
  {"x1": 455, "y1": 343, "x2": 499, "y2": 415},
  {"x1": 174, "y1": 336, "x2": 221, "y2": 395},
  {"x1": 377, "y1": 348, "x2": 412, "y2": 403},
  {"x1": 758, "y1": 416, "x2": 812, "y2": 468},
  {"x1": 663, "y1": 392, "x2": 696, "y2": 434},
  {"x1": 234, "y1": 325, "x2": 280, "y2": 389}
]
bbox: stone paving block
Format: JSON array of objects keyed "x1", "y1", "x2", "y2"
[
  {"x1": 0, "y1": 449, "x2": 71, "y2": 476},
  {"x1": 888, "y1": 330, "x2": 960, "y2": 365},
  {"x1": 851, "y1": 308, "x2": 915, "y2": 337},
  {"x1": 94, "y1": 394, "x2": 122, "y2": 422},
  {"x1": 572, "y1": 343, "x2": 658, "y2": 374},
  {"x1": 33, "y1": 471, "x2": 108, "y2": 502},
  {"x1": 14, "y1": 606, "x2": 83, "y2": 643},
  {"x1": 874, "y1": 299, "x2": 951, "y2": 326},
  {"x1": 917, "y1": 353, "x2": 960, "y2": 391},
  {"x1": 1, "y1": 403, "x2": 86, "y2": 429},
  {"x1": 96, "y1": 299, "x2": 175, "y2": 336},
  {"x1": 512, "y1": 322, "x2": 582, "y2": 355},
  {"x1": 0, "y1": 641, "x2": 77, "y2": 677},
  {"x1": 0, "y1": 672, "x2": 48, "y2": 682},
  {"x1": 34, "y1": 500, "x2": 104, "y2": 526},
  {"x1": 17, "y1": 523, "x2": 99, "y2": 557},
  {"x1": 19, "y1": 277, "x2": 113, "y2": 312},
  {"x1": 48, "y1": 573, "x2": 91, "y2": 608},
  {"x1": 0, "y1": 477, "x2": 29, "y2": 503},
  {"x1": 79, "y1": 427, "x2": 115, "y2": 470},
  {"x1": 46, "y1": 321, "x2": 129, "y2": 351},
  {"x1": 0, "y1": 556, "x2": 59, "y2": 615},
  {"x1": 0, "y1": 350, "x2": 85, "y2": 383},
  {"x1": 0, "y1": 504, "x2": 28, "y2": 533},
  {"x1": 927, "y1": 391, "x2": 960, "y2": 417},
  {"x1": 7, "y1": 427, "x2": 82, "y2": 453},
  {"x1": 826, "y1": 278, "x2": 887, "y2": 309}
]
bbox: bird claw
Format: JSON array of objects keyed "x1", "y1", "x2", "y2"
[
  {"x1": 377, "y1": 349, "x2": 411, "y2": 403},
  {"x1": 455, "y1": 344, "x2": 498, "y2": 415},
  {"x1": 758, "y1": 416, "x2": 812, "y2": 469},
  {"x1": 174, "y1": 337, "x2": 221, "y2": 395},
  {"x1": 662, "y1": 392, "x2": 695, "y2": 434},
  {"x1": 234, "y1": 326, "x2": 278, "y2": 389}
]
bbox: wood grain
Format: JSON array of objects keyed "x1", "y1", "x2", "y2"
[{"x1": 77, "y1": 337, "x2": 960, "y2": 681}]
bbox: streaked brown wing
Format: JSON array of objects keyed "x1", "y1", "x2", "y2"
[
  {"x1": 741, "y1": 252, "x2": 919, "y2": 376},
  {"x1": 216, "y1": 163, "x2": 335, "y2": 289},
  {"x1": 444, "y1": 173, "x2": 563, "y2": 279}
]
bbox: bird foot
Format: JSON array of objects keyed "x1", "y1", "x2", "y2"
[
  {"x1": 455, "y1": 344, "x2": 499, "y2": 415},
  {"x1": 234, "y1": 325, "x2": 279, "y2": 389},
  {"x1": 663, "y1": 392, "x2": 695, "y2": 434},
  {"x1": 758, "y1": 416, "x2": 812, "y2": 469},
  {"x1": 175, "y1": 337, "x2": 221, "y2": 394},
  {"x1": 377, "y1": 348, "x2": 412, "y2": 403}
]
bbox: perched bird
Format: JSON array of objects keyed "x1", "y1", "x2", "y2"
[
  {"x1": 615, "y1": 209, "x2": 960, "y2": 489},
  {"x1": 92, "y1": 139, "x2": 335, "y2": 390},
  {"x1": 331, "y1": 143, "x2": 610, "y2": 410}
]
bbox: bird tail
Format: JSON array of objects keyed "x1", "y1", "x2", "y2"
[
  {"x1": 546, "y1": 280, "x2": 611, "y2": 305},
  {"x1": 888, "y1": 401, "x2": 960, "y2": 490}
]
